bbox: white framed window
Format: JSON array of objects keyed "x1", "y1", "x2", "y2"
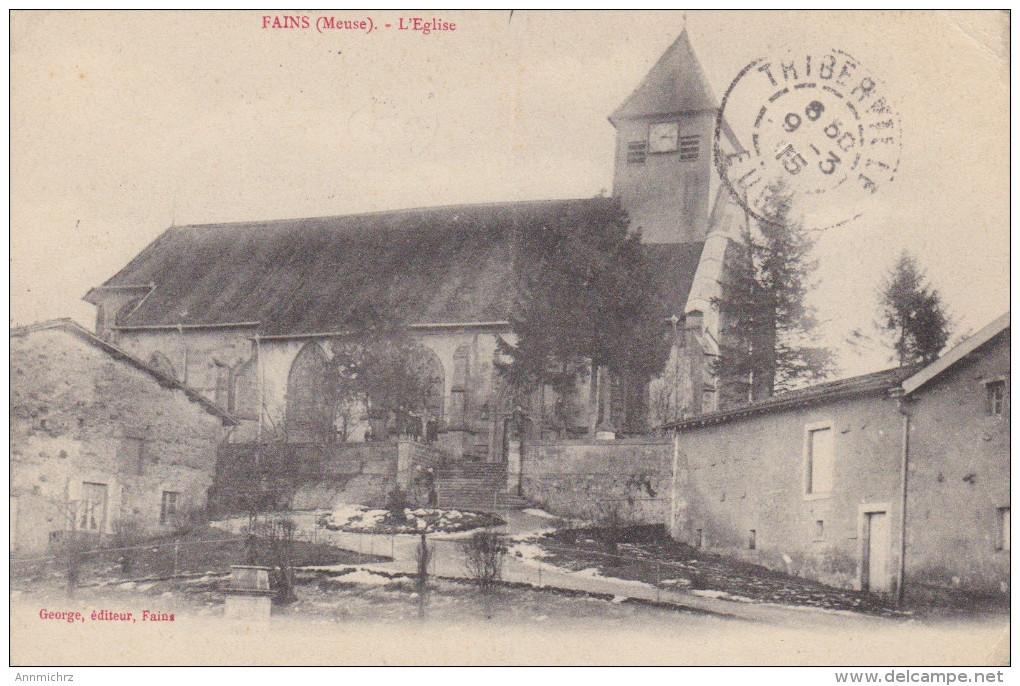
[
  {"x1": 79, "y1": 482, "x2": 108, "y2": 532},
  {"x1": 804, "y1": 422, "x2": 834, "y2": 497}
]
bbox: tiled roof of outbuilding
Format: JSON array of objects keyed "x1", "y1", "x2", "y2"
[{"x1": 665, "y1": 365, "x2": 922, "y2": 432}]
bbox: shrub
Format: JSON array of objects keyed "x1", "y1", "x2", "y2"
[
  {"x1": 111, "y1": 518, "x2": 145, "y2": 575},
  {"x1": 461, "y1": 530, "x2": 508, "y2": 591},
  {"x1": 385, "y1": 487, "x2": 410, "y2": 522},
  {"x1": 57, "y1": 532, "x2": 96, "y2": 597}
]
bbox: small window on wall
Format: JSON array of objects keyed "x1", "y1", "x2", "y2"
[
  {"x1": 627, "y1": 141, "x2": 647, "y2": 165},
  {"x1": 986, "y1": 380, "x2": 1006, "y2": 417},
  {"x1": 748, "y1": 529, "x2": 756, "y2": 550},
  {"x1": 805, "y1": 425, "x2": 834, "y2": 496},
  {"x1": 161, "y1": 491, "x2": 180, "y2": 524},
  {"x1": 998, "y1": 507, "x2": 1010, "y2": 551}
]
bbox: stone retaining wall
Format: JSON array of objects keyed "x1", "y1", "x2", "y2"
[
  {"x1": 521, "y1": 438, "x2": 671, "y2": 524},
  {"x1": 209, "y1": 439, "x2": 442, "y2": 514}
]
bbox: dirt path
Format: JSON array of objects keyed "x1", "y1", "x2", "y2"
[{"x1": 218, "y1": 510, "x2": 936, "y2": 631}]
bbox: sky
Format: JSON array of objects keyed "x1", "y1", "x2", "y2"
[{"x1": 9, "y1": 10, "x2": 1010, "y2": 377}]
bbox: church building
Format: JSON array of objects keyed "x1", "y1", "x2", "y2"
[{"x1": 84, "y1": 32, "x2": 747, "y2": 461}]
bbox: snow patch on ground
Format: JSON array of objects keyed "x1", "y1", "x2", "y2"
[
  {"x1": 660, "y1": 578, "x2": 693, "y2": 587},
  {"x1": 691, "y1": 589, "x2": 728, "y2": 599},
  {"x1": 522, "y1": 508, "x2": 558, "y2": 520},
  {"x1": 510, "y1": 528, "x2": 557, "y2": 542},
  {"x1": 300, "y1": 564, "x2": 356, "y2": 573},
  {"x1": 337, "y1": 569, "x2": 395, "y2": 586},
  {"x1": 511, "y1": 543, "x2": 550, "y2": 560},
  {"x1": 329, "y1": 505, "x2": 389, "y2": 531}
]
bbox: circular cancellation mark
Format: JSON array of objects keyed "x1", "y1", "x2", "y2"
[{"x1": 714, "y1": 48, "x2": 902, "y2": 231}]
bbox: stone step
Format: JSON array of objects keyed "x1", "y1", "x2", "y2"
[
  {"x1": 432, "y1": 459, "x2": 524, "y2": 512},
  {"x1": 436, "y1": 463, "x2": 508, "y2": 474}
]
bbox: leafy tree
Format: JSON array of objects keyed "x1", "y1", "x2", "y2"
[
  {"x1": 328, "y1": 305, "x2": 441, "y2": 440},
  {"x1": 713, "y1": 183, "x2": 833, "y2": 405},
  {"x1": 497, "y1": 197, "x2": 670, "y2": 434},
  {"x1": 879, "y1": 251, "x2": 952, "y2": 365}
]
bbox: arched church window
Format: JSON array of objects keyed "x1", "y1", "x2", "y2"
[
  {"x1": 148, "y1": 351, "x2": 177, "y2": 381},
  {"x1": 232, "y1": 356, "x2": 258, "y2": 420},
  {"x1": 286, "y1": 342, "x2": 333, "y2": 442},
  {"x1": 449, "y1": 345, "x2": 470, "y2": 426}
]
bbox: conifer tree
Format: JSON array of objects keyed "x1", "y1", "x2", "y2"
[
  {"x1": 713, "y1": 183, "x2": 833, "y2": 406},
  {"x1": 879, "y1": 251, "x2": 952, "y2": 365}
]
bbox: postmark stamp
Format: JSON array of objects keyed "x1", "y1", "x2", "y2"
[{"x1": 714, "y1": 48, "x2": 901, "y2": 230}]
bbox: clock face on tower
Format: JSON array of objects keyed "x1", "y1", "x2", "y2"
[{"x1": 648, "y1": 121, "x2": 680, "y2": 153}]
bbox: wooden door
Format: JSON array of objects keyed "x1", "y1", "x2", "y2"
[{"x1": 865, "y1": 512, "x2": 891, "y2": 593}]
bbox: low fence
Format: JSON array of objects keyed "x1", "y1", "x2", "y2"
[{"x1": 9, "y1": 524, "x2": 384, "y2": 585}]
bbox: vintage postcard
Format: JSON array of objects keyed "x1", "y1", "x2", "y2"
[{"x1": 9, "y1": 10, "x2": 1010, "y2": 671}]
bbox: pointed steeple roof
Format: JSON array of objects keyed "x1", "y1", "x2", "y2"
[{"x1": 610, "y1": 30, "x2": 718, "y2": 124}]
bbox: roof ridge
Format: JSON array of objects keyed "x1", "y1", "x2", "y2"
[
  {"x1": 902, "y1": 311, "x2": 1010, "y2": 395},
  {"x1": 170, "y1": 197, "x2": 602, "y2": 231}
]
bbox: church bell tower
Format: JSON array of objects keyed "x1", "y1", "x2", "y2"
[{"x1": 610, "y1": 30, "x2": 720, "y2": 245}]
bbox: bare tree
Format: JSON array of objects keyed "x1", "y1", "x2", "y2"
[
  {"x1": 415, "y1": 529, "x2": 431, "y2": 618},
  {"x1": 461, "y1": 530, "x2": 508, "y2": 592}
]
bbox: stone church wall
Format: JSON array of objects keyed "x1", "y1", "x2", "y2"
[{"x1": 116, "y1": 326, "x2": 512, "y2": 458}]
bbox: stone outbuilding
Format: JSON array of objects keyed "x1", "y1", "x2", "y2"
[
  {"x1": 667, "y1": 313, "x2": 1009, "y2": 601},
  {"x1": 10, "y1": 319, "x2": 236, "y2": 554}
]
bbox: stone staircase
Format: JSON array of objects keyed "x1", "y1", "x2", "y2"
[{"x1": 434, "y1": 461, "x2": 530, "y2": 512}]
